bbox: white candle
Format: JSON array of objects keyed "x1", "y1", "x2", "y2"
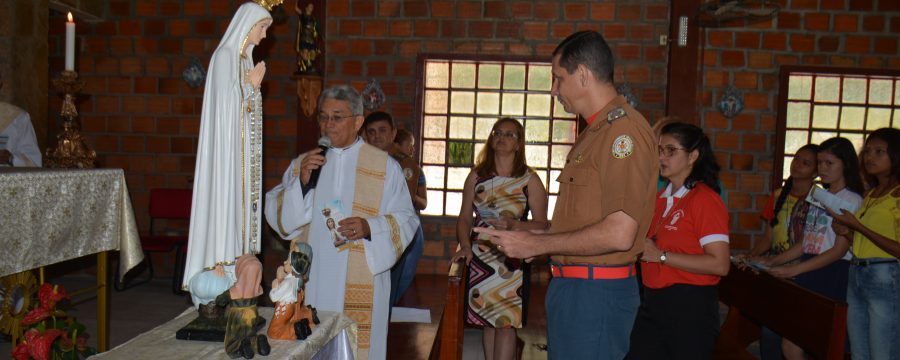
[{"x1": 65, "y1": 12, "x2": 75, "y2": 71}]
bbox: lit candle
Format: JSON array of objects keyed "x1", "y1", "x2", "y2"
[{"x1": 65, "y1": 12, "x2": 75, "y2": 71}]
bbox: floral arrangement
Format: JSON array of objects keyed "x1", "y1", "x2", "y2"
[{"x1": 11, "y1": 284, "x2": 97, "y2": 360}]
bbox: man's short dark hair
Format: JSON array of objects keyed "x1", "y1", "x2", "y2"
[
  {"x1": 552, "y1": 30, "x2": 615, "y2": 84},
  {"x1": 364, "y1": 111, "x2": 395, "y2": 130}
]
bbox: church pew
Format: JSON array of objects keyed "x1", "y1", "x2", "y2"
[
  {"x1": 428, "y1": 259, "x2": 468, "y2": 360},
  {"x1": 715, "y1": 263, "x2": 847, "y2": 360}
]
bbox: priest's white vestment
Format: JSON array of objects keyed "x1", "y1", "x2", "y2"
[
  {"x1": 264, "y1": 138, "x2": 418, "y2": 360},
  {"x1": 0, "y1": 103, "x2": 41, "y2": 167}
]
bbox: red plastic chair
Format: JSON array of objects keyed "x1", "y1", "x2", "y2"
[{"x1": 115, "y1": 188, "x2": 192, "y2": 294}]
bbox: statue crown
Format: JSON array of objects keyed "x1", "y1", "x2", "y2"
[{"x1": 253, "y1": 0, "x2": 284, "y2": 11}]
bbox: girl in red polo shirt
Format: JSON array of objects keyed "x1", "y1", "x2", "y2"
[{"x1": 627, "y1": 122, "x2": 731, "y2": 359}]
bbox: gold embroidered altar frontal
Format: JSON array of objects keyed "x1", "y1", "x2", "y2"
[{"x1": 0, "y1": 168, "x2": 142, "y2": 278}]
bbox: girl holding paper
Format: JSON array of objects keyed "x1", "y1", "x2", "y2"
[
  {"x1": 765, "y1": 137, "x2": 864, "y2": 359},
  {"x1": 830, "y1": 127, "x2": 900, "y2": 360},
  {"x1": 451, "y1": 117, "x2": 549, "y2": 360}
]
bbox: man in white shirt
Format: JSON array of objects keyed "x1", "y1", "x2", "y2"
[{"x1": 264, "y1": 85, "x2": 419, "y2": 360}]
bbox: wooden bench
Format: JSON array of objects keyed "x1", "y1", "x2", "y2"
[
  {"x1": 428, "y1": 260, "x2": 468, "y2": 360},
  {"x1": 715, "y1": 264, "x2": 848, "y2": 359}
]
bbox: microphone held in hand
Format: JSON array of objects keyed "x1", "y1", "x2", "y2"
[{"x1": 307, "y1": 136, "x2": 331, "y2": 189}]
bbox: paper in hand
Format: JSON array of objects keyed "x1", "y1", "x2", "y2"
[
  {"x1": 476, "y1": 207, "x2": 501, "y2": 241},
  {"x1": 322, "y1": 199, "x2": 349, "y2": 249},
  {"x1": 806, "y1": 185, "x2": 859, "y2": 214}
]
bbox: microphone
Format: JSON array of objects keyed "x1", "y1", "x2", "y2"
[{"x1": 307, "y1": 136, "x2": 331, "y2": 189}]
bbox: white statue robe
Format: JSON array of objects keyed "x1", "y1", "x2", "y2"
[
  {"x1": 264, "y1": 138, "x2": 419, "y2": 360},
  {"x1": 182, "y1": 2, "x2": 270, "y2": 293},
  {"x1": 0, "y1": 103, "x2": 41, "y2": 167}
]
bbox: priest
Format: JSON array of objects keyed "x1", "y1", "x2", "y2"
[
  {"x1": 0, "y1": 72, "x2": 41, "y2": 167},
  {"x1": 264, "y1": 85, "x2": 419, "y2": 360}
]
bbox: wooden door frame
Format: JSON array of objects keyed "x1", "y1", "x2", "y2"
[{"x1": 666, "y1": 0, "x2": 703, "y2": 125}]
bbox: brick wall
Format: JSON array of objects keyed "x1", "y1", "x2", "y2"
[
  {"x1": 322, "y1": 0, "x2": 670, "y2": 274},
  {"x1": 48, "y1": 1, "x2": 302, "y2": 274},
  {"x1": 51, "y1": 0, "x2": 900, "y2": 276},
  {"x1": 700, "y1": 0, "x2": 900, "y2": 250},
  {"x1": 49, "y1": 1, "x2": 300, "y2": 233},
  {"x1": 1, "y1": 0, "x2": 49, "y2": 150}
]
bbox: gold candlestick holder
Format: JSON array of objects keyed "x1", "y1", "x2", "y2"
[{"x1": 46, "y1": 70, "x2": 96, "y2": 168}]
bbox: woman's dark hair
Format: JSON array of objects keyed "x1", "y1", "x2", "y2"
[
  {"x1": 818, "y1": 137, "x2": 865, "y2": 195},
  {"x1": 770, "y1": 144, "x2": 819, "y2": 227},
  {"x1": 394, "y1": 128, "x2": 414, "y2": 145},
  {"x1": 474, "y1": 118, "x2": 529, "y2": 178},
  {"x1": 862, "y1": 127, "x2": 900, "y2": 188},
  {"x1": 660, "y1": 122, "x2": 720, "y2": 193}
]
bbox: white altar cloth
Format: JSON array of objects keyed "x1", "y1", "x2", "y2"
[{"x1": 91, "y1": 307, "x2": 357, "y2": 360}]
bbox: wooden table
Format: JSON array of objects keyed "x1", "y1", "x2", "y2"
[{"x1": 0, "y1": 168, "x2": 143, "y2": 351}]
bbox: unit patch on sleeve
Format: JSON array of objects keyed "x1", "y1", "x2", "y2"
[{"x1": 612, "y1": 135, "x2": 634, "y2": 159}]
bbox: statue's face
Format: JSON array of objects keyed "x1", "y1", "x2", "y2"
[
  {"x1": 248, "y1": 19, "x2": 273, "y2": 46},
  {"x1": 290, "y1": 251, "x2": 312, "y2": 277}
]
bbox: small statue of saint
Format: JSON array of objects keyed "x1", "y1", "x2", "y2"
[
  {"x1": 268, "y1": 242, "x2": 320, "y2": 340},
  {"x1": 295, "y1": 1, "x2": 321, "y2": 74}
]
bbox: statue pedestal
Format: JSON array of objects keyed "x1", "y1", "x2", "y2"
[{"x1": 175, "y1": 304, "x2": 266, "y2": 342}]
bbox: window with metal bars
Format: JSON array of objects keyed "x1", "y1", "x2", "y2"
[
  {"x1": 775, "y1": 66, "x2": 900, "y2": 183},
  {"x1": 416, "y1": 55, "x2": 579, "y2": 218}
]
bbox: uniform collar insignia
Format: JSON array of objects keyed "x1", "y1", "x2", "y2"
[{"x1": 606, "y1": 107, "x2": 626, "y2": 124}]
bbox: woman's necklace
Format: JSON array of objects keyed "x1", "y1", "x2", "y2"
[
  {"x1": 859, "y1": 182, "x2": 900, "y2": 219},
  {"x1": 488, "y1": 176, "x2": 498, "y2": 209}
]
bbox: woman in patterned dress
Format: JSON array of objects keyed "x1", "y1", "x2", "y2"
[{"x1": 450, "y1": 117, "x2": 549, "y2": 360}]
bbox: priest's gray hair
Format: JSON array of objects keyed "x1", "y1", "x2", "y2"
[{"x1": 318, "y1": 85, "x2": 364, "y2": 116}]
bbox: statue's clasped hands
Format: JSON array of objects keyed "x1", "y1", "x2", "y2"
[{"x1": 250, "y1": 61, "x2": 267, "y2": 89}]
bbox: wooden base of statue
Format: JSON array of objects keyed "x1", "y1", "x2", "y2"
[
  {"x1": 294, "y1": 74, "x2": 322, "y2": 119},
  {"x1": 175, "y1": 301, "x2": 267, "y2": 342},
  {"x1": 267, "y1": 289, "x2": 319, "y2": 340},
  {"x1": 45, "y1": 70, "x2": 96, "y2": 169}
]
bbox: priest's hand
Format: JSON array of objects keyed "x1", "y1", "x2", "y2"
[
  {"x1": 250, "y1": 61, "x2": 266, "y2": 89},
  {"x1": 297, "y1": 147, "x2": 326, "y2": 185},
  {"x1": 338, "y1": 217, "x2": 370, "y2": 241}
]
